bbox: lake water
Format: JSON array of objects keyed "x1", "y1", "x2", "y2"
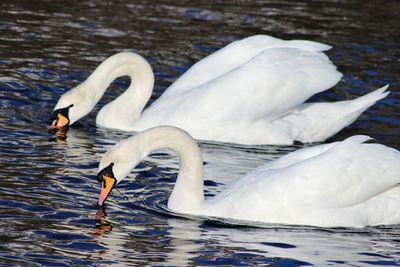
[{"x1": 0, "y1": 0, "x2": 399, "y2": 266}]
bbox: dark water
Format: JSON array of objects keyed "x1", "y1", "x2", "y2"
[{"x1": 1, "y1": 0, "x2": 399, "y2": 266}]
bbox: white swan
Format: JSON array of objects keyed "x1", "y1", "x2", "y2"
[
  {"x1": 49, "y1": 35, "x2": 389, "y2": 145},
  {"x1": 96, "y1": 126, "x2": 400, "y2": 228}
]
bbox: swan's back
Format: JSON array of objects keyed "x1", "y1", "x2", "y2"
[
  {"x1": 206, "y1": 136, "x2": 400, "y2": 227},
  {"x1": 164, "y1": 35, "x2": 335, "y2": 97}
]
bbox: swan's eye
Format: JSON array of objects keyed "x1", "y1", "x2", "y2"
[{"x1": 97, "y1": 162, "x2": 115, "y2": 183}]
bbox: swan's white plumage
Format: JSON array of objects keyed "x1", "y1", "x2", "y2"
[
  {"x1": 164, "y1": 35, "x2": 333, "y2": 96},
  {"x1": 209, "y1": 135, "x2": 400, "y2": 227},
  {"x1": 276, "y1": 85, "x2": 390, "y2": 142},
  {"x1": 54, "y1": 35, "x2": 389, "y2": 144},
  {"x1": 99, "y1": 126, "x2": 400, "y2": 228},
  {"x1": 142, "y1": 47, "x2": 340, "y2": 122}
]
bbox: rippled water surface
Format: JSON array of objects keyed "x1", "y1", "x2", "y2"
[{"x1": 1, "y1": 0, "x2": 399, "y2": 266}]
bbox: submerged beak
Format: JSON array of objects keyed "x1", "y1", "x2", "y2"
[{"x1": 98, "y1": 175, "x2": 116, "y2": 206}]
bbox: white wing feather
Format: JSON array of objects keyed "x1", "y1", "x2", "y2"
[
  {"x1": 144, "y1": 46, "x2": 341, "y2": 125},
  {"x1": 164, "y1": 35, "x2": 333, "y2": 97},
  {"x1": 216, "y1": 136, "x2": 400, "y2": 210}
]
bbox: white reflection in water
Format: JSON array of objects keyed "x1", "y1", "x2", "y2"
[{"x1": 92, "y1": 211, "x2": 400, "y2": 266}]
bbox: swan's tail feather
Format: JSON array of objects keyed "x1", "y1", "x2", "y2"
[
  {"x1": 280, "y1": 86, "x2": 389, "y2": 143},
  {"x1": 333, "y1": 85, "x2": 390, "y2": 127},
  {"x1": 348, "y1": 85, "x2": 389, "y2": 111},
  {"x1": 342, "y1": 135, "x2": 373, "y2": 144},
  {"x1": 287, "y1": 40, "x2": 332, "y2": 52}
]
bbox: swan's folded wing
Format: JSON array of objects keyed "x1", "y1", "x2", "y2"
[
  {"x1": 211, "y1": 137, "x2": 400, "y2": 217},
  {"x1": 149, "y1": 47, "x2": 342, "y2": 124},
  {"x1": 248, "y1": 138, "x2": 400, "y2": 209},
  {"x1": 164, "y1": 35, "x2": 334, "y2": 98}
]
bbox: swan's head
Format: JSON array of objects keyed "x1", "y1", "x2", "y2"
[
  {"x1": 96, "y1": 136, "x2": 145, "y2": 206},
  {"x1": 49, "y1": 83, "x2": 95, "y2": 131}
]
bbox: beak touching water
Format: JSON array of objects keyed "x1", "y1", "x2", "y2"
[
  {"x1": 97, "y1": 163, "x2": 116, "y2": 206},
  {"x1": 48, "y1": 104, "x2": 73, "y2": 131}
]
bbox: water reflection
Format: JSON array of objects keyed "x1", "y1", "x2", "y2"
[
  {"x1": 93, "y1": 207, "x2": 113, "y2": 239},
  {"x1": 92, "y1": 206, "x2": 400, "y2": 266},
  {"x1": 48, "y1": 129, "x2": 67, "y2": 142}
]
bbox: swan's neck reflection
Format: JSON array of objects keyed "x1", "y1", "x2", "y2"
[
  {"x1": 166, "y1": 218, "x2": 202, "y2": 266},
  {"x1": 91, "y1": 207, "x2": 390, "y2": 265}
]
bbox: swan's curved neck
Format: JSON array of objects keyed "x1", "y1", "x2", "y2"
[
  {"x1": 111, "y1": 127, "x2": 204, "y2": 212},
  {"x1": 85, "y1": 52, "x2": 154, "y2": 128}
]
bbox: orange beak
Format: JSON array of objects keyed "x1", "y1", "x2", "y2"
[
  {"x1": 48, "y1": 113, "x2": 69, "y2": 131},
  {"x1": 48, "y1": 104, "x2": 73, "y2": 132},
  {"x1": 98, "y1": 175, "x2": 116, "y2": 206}
]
